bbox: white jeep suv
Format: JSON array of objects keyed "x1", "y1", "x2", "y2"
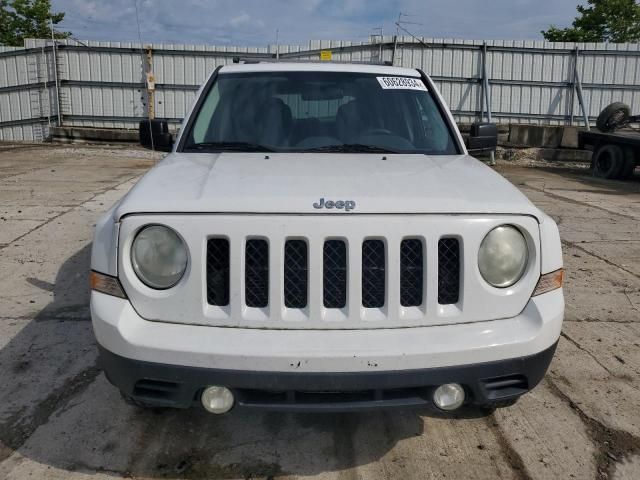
[{"x1": 90, "y1": 62, "x2": 564, "y2": 414}]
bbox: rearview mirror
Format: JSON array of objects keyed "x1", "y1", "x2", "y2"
[
  {"x1": 467, "y1": 122, "x2": 497, "y2": 154},
  {"x1": 139, "y1": 119, "x2": 173, "y2": 152}
]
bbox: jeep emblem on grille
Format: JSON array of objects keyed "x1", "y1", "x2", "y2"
[{"x1": 313, "y1": 198, "x2": 356, "y2": 212}]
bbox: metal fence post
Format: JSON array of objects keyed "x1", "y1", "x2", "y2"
[
  {"x1": 50, "y1": 20, "x2": 62, "y2": 127},
  {"x1": 482, "y1": 43, "x2": 492, "y2": 123},
  {"x1": 573, "y1": 47, "x2": 590, "y2": 130},
  {"x1": 391, "y1": 35, "x2": 398, "y2": 65},
  {"x1": 480, "y1": 44, "x2": 485, "y2": 120},
  {"x1": 569, "y1": 48, "x2": 578, "y2": 126},
  {"x1": 42, "y1": 44, "x2": 51, "y2": 130},
  {"x1": 481, "y1": 42, "x2": 495, "y2": 165}
]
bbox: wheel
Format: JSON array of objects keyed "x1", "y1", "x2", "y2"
[
  {"x1": 619, "y1": 147, "x2": 638, "y2": 179},
  {"x1": 593, "y1": 144, "x2": 625, "y2": 179},
  {"x1": 596, "y1": 102, "x2": 631, "y2": 132}
]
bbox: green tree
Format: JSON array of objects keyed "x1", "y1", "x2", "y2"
[
  {"x1": 542, "y1": 0, "x2": 640, "y2": 42},
  {"x1": 0, "y1": 0, "x2": 70, "y2": 46}
]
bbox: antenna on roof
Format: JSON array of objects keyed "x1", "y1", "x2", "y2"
[{"x1": 394, "y1": 11, "x2": 428, "y2": 49}]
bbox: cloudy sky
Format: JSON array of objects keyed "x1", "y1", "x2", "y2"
[{"x1": 52, "y1": 0, "x2": 582, "y2": 46}]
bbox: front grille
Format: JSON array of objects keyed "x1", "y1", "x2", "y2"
[
  {"x1": 362, "y1": 240, "x2": 386, "y2": 308},
  {"x1": 323, "y1": 240, "x2": 347, "y2": 308},
  {"x1": 438, "y1": 238, "x2": 460, "y2": 304},
  {"x1": 400, "y1": 239, "x2": 423, "y2": 307},
  {"x1": 245, "y1": 239, "x2": 269, "y2": 308},
  {"x1": 204, "y1": 234, "x2": 464, "y2": 316},
  {"x1": 206, "y1": 238, "x2": 230, "y2": 306},
  {"x1": 284, "y1": 240, "x2": 308, "y2": 308}
]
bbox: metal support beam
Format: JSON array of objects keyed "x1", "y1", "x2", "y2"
[
  {"x1": 481, "y1": 42, "x2": 495, "y2": 165},
  {"x1": 391, "y1": 35, "x2": 398, "y2": 66},
  {"x1": 50, "y1": 20, "x2": 62, "y2": 126},
  {"x1": 569, "y1": 48, "x2": 577, "y2": 126},
  {"x1": 573, "y1": 48, "x2": 590, "y2": 130}
]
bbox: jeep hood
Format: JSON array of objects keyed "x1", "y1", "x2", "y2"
[{"x1": 114, "y1": 153, "x2": 541, "y2": 220}]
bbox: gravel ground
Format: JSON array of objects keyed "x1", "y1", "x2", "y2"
[{"x1": 0, "y1": 144, "x2": 638, "y2": 480}]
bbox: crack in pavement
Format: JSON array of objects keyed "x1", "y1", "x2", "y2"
[
  {"x1": 560, "y1": 332, "x2": 616, "y2": 377},
  {"x1": 58, "y1": 462, "x2": 133, "y2": 478},
  {"x1": 483, "y1": 415, "x2": 533, "y2": 480},
  {"x1": 546, "y1": 377, "x2": 640, "y2": 480},
  {"x1": 520, "y1": 184, "x2": 639, "y2": 222},
  {"x1": 559, "y1": 332, "x2": 640, "y2": 393},
  {"x1": 0, "y1": 365, "x2": 101, "y2": 465},
  {"x1": 0, "y1": 174, "x2": 141, "y2": 253},
  {"x1": 564, "y1": 319, "x2": 640, "y2": 324},
  {"x1": 562, "y1": 240, "x2": 640, "y2": 281}
]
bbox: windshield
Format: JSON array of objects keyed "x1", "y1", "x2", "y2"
[{"x1": 182, "y1": 71, "x2": 460, "y2": 154}]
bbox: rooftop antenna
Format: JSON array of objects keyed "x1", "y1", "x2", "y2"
[{"x1": 395, "y1": 12, "x2": 428, "y2": 49}]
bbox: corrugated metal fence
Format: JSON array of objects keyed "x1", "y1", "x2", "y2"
[{"x1": 1, "y1": 37, "x2": 639, "y2": 141}]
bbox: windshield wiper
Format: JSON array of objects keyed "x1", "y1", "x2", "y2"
[
  {"x1": 300, "y1": 144, "x2": 399, "y2": 153},
  {"x1": 185, "y1": 141, "x2": 274, "y2": 152}
]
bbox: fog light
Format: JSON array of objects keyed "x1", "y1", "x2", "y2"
[
  {"x1": 201, "y1": 386, "x2": 234, "y2": 414},
  {"x1": 433, "y1": 383, "x2": 465, "y2": 411}
]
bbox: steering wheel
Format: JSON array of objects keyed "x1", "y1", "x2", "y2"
[{"x1": 359, "y1": 127, "x2": 395, "y2": 137}]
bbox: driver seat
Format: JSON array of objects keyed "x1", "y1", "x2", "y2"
[
  {"x1": 259, "y1": 98, "x2": 293, "y2": 147},
  {"x1": 336, "y1": 99, "x2": 375, "y2": 143}
]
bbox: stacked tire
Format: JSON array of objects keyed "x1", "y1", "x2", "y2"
[{"x1": 592, "y1": 144, "x2": 637, "y2": 179}]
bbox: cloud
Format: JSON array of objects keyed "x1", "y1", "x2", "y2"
[
  {"x1": 51, "y1": 0, "x2": 581, "y2": 45},
  {"x1": 229, "y1": 13, "x2": 251, "y2": 28}
]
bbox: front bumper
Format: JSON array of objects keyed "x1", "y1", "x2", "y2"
[
  {"x1": 99, "y1": 342, "x2": 557, "y2": 411},
  {"x1": 91, "y1": 288, "x2": 563, "y2": 411}
]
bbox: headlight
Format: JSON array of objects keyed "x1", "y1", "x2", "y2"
[
  {"x1": 478, "y1": 225, "x2": 528, "y2": 288},
  {"x1": 131, "y1": 225, "x2": 188, "y2": 289}
]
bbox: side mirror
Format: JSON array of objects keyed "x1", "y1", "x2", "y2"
[
  {"x1": 467, "y1": 122, "x2": 498, "y2": 154},
  {"x1": 139, "y1": 119, "x2": 173, "y2": 152}
]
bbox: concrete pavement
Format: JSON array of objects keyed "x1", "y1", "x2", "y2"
[{"x1": 0, "y1": 144, "x2": 638, "y2": 479}]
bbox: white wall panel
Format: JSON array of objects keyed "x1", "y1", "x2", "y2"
[{"x1": 2, "y1": 38, "x2": 640, "y2": 140}]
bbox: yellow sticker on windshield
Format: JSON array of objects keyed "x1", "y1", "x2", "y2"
[
  {"x1": 377, "y1": 76, "x2": 427, "y2": 91},
  {"x1": 320, "y1": 50, "x2": 332, "y2": 61}
]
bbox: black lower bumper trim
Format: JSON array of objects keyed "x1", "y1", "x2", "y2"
[{"x1": 98, "y1": 342, "x2": 558, "y2": 412}]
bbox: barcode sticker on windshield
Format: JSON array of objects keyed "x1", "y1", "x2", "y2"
[{"x1": 377, "y1": 76, "x2": 427, "y2": 91}]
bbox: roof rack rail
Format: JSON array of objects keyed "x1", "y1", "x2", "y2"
[{"x1": 232, "y1": 56, "x2": 394, "y2": 66}]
